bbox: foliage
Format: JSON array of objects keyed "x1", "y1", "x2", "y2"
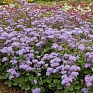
[
  {"x1": 0, "y1": 1, "x2": 93, "y2": 93},
  {"x1": 0, "y1": 0, "x2": 4, "y2": 4}
]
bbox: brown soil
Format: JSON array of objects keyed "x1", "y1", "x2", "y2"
[{"x1": 0, "y1": 80, "x2": 24, "y2": 93}]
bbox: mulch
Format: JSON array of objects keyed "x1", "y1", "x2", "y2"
[{"x1": 0, "y1": 80, "x2": 24, "y2": 93}]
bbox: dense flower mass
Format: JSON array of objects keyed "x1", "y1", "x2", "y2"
[{"x1": 0, "y1": 1, "x2": 93, "y2": 93}]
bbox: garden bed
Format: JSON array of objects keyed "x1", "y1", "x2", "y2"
[
  {"x1": 0, "y1": 80, "x2": 24, "y2": 93},
  {"x1": 0, "y1": 0, "x2": 93, "y2": 93}
]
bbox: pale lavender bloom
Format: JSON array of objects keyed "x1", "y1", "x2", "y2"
[
  {"x1": 51, "y1": 43, "x2": 59, "y2": 49},
  {"x1": 32, "y1": 59, "x2": 38, "y2": 63},
  {"x1": 7, "y1": 67, "x2": 20, "y2": 79},
  {"x1": 15, "y1": 73, "x2": 20, "y2": 78},
  {"x1": 69, "y1": 72, "x2": 79, "y2": 79},
  {"x1": 37, "y1": 73, "x2": 41, "y2": 76},
  {"x1": 35, "y1": 51, "x2": 39, "y2": 54},
  {"x1": 46, "y1": 72, "x2": 51, "y2": 76},
  {"x1": 26, "y1": 60, "x2": 32, "y2": 65},
  {"x1": 69, "y1": 56, "x2": 77, "y2": 62},
  {"x1": 32, "y1": 88, "x2": 41, "y2": 93},
  {"x1": 36, "y1": 41, "x2": 44, "y2": 47},
  {"x1": 9, "y1": 75, "x2": 14, "y2": 80},
  {"x1": 64, "y1": 65, "x2": 70, "y2": 69},
  {"x1": 34, "y1": 63, "x2": 41, "y2": 68},
  {"x1": 86, "y1": 83, "x2": 92, "y2": 87},
  {"x1": 19, "y1": 64, "x2": 29, "y2": 70},
  {"x1": 1, "y1": 32, "x2": 8, "y2": 37},
  {"x1": 53, "y1": 69, "x2": 57, "y2": 73},
  {"x1": 34, "y1": 79, "x2": 37, "y2": 84},
  {"x1": 47, "y1": 67, "x2": 53, "y2": 72},
  {"x1": 50, "y1": 62, "x2": 59, "y2": 67},
  {"x1": 55, "y1": 66, "x2": 61, "y2": 72},
  {"x1": 16, "y1": 50, "x2": 24, "y2": 55},
  {"x1": 2, "y1": 57, "x2": 8, "y2": 62},
  {"x1": 61, "y1": 75, "x2": 67, "y2": 79},
  {"x1": 47, "y1": 35, "x2": 54, "y2": 39},
  {"x1": 45, "y1": 64, "x2": 48, "y2": 67},
  {"x1": 26, "y1": 67, "x2": 33, "y2": 71},
  {"x1": 4, "y1": 40, "x2": 11, "y2": 44},
  {"x1": 85, "y1": 75, "x2": 93, "y2": 87},
  {"x1": 38, "y1": 61, "x2": 45, "y2": 65},
  {"x1": 61, "y1": 77, "x2": 72, "y2": 86},
  {"x1": 87, "y1": 46, "x2": 92, "y2": 50},
  {"x1": 70, "y1": 65, "x2": 80, "y2": 71},
  {"x1": 81, "y1": 88, "x2": 89, "y2": 93},
  {"x1": 61, "y1": 70, "x2": 67, "y2": 74},
  {"x1": 10, "y1": 60, "x2": 17, "y2": 65},
  {"x1": 11, "y1": 42, "x2": 20, "y2": 47},
  {"x1": 84, "y1": 63, "x2": 92, "y2": 68},
  {"x1": 78, "y1": 44, "x2": 85, "y2": 51}
]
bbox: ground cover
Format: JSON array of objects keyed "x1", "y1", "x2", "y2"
[{"x1": 0, "y1": 0, "x2": 93, "y2": 93}]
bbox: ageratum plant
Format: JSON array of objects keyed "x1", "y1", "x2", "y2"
[{"x1": 0, "y1": 0, "x2": 93, "y2": 93}]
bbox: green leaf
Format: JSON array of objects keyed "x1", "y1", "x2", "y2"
[
  {"x1": 5, "y1": 73, "x2": 10, "y2": 78},
  {"x1": 13, "y1": 82, "x2": 18, "y2": 86},
  {"x1": 54, "y1": 90, "x2": 61, "y2": 93},
  {"x1": 0, "y1": 0, "x2": 3, "y2": 4},
  {"x1": 6, "y1": 81, "x2": 13, "y2": 87},
  {"x1": 0, "y1": 90, "x2": 2, "y2": 93},
  {"x1": 44, "y1": 48, "x2": 49, "y2": 53},
  {"x1": 3, "y1": 73, "x2": 10, "y2": 79},
  {"x1": 25, "y1": 77, "x2": 29, "y2": 82},
  {"x1": 53, "y1": 79, "x2": 60, "y2": 83},
  {"x1": 49, "y1": 83, "x2": 56, "y2": 88},
  {"x1": 46, "y1": 78, "x2": 52, "y2": 83},
  {"x1": 16, "y1": 55, "x2": 25, "y2": 60},
  {"x1": 39, "y1": 81, "x2": 43, "y2": 85},
  {"x1": 75, "y1": 86, "x2": 80, "y2": 90},
  {"x1": 29, "y1": 75, "x2": 33, "y2": 81},
  {"x1": 26, "y1": 73, "x2": 30, "y2": 76},
  {"x1": 57, "y1": 85, "x2": 63, "y2": 89},
  {"x1": 24, "y1": 85, "x2": 30, "y2": 91},
  {"x1": 13, "y1": 79, "x2": 19, "y2": 86},
  {"x1": 0, "y1": 76, "x2": 2, "y2": 79},
  {"x1": 41, "y1": 87, "x2": 45, "y2": 93},
  {"x1": 19, "y1": 77, "x2": 25, "y2": 85},
  {"x1": 41, "y1": 65, "x2": 45, "y2": 70}
]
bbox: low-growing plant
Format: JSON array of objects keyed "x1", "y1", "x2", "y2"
[
  {"x1": 0, "y1": 0, "x2": 4, "y2": 5},
  {"x1": 0, "y1": 1, "x2": 93, "y2": 93}
]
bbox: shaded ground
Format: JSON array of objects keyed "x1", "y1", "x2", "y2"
[{"x1": 0, "y1": 80, "x2": 24, "y2": 93}]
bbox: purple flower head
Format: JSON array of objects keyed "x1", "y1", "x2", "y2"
[
  {"x1": 61, "y1": 70, "x2": 67, "y2": 74},
  {"x1": 70, "y1": 65, "x2": 80, "y2": 71},
  {"x1": 61, "y1": 75, "x2": 67, "y2": 79},
  {"x1": 34, "y1": 79, "x2": 37, "y2": 84},
  {"x1": 37, "y1": 73, "x2": 41, "y2": 76},
  {"x1": 38, "y1": 61, "x2": 45, "y2": 65},
  {"x1": 85, "y1": 75, "x2": 93, "y2": 87},
  {"x1": 69, "y1": 56, "x2": 77, "y2": 62},
  {"x1": 9, "y1": 75, "x2": 14, "y2": 80},
  {"x1": 61, "y1": 77, "x2": 72, "y2": 86},
  {"x1": 81, "y1": 88, "x2": 89, "y2": 93},
  {"x1": 64, "y1": 65, "x2": 70, "y2": 69},
  {"x1": 51, "y1": 43, "x2": 59, "y2": 49},
  {"x1": 78, "y1": 44, "x2": 85, "y2": 51},
  {"x1": 11, "y1": 42, "x2": 19, "y2": 47},
  {"x1": 84, "y1": 63, "x2": 92, "y2": 68},
  {"x1": 2, "y1": 57, "x2": 8, "y2": 62},
  {"x1": 10, "y1": 59, "x2": 17, "y2": 65},
  {"x1": 45, "y1": 64, "x2": 48, "y2": 68},
  {"x1": 70, "y1": 72, "x2": 79, "y2": 78},
  {"x1": 50, "y1": 62, "x2": 59, "y2": 67},
  {"x1": 32, "y1": 88, "x2": 41, "y2": 93},
  {"x1": 32, "y1": 59, "x2": 38, "y2": 63}
]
